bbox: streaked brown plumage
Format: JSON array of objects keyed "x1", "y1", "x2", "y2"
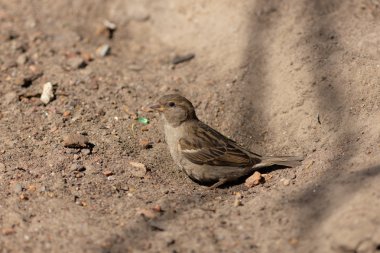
[{"x1": 149, "y1": 94, "x2": 303, "y2": 188}]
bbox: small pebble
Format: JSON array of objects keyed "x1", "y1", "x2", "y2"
[
  {"x1": 40, "y1": 82, "x2": 55, "y2": 104},
  {"x1": 172, "y1": 53, "x2": 195, "y2": 65},
  {"x1": 63, "y1": 133, "x2": 90, "y2": 148},
  {"x1": 70, "y1": 163, "x2": 85, "y2": 172},
  {"x1": 17, "y1": 54, "x2": 28, "y2": 65},
  {"x1": 262, "y1": 173, "x2": 273, "y2": 181},
  {"x1": 75, "y1": 173, "x2": 84, "y2": 178},
  {"x1": 103, "y1": 170, "x2": 113, "y2": 176},
  {"x1": 96, "y1": 44, "x2": 111, "y2": 57},
  {"x1": 81, "y1": 149, "x2": 91, "y2": 155},
  {"x1": 27, "y1": 185, "x2": 37, "y2": 192},
  {"x1": 82, "y1": 52, "x2": 93, "y2": 62},
  {"x1": 129, "y1": 161, "x2": 147, "y2": 178},
  {"x1": 234, "y1": 192, "x2": 243, "y2": 207},
  {"x1": 2, "y1": 228, "x2": 16, "y2": 236},
  {"x1": 136, "y1": 208, "x2": 157, "y2": 219},
  {"x1": 104, "y1": 20, "x2": 117, "y2": 30},
  {"x1": 107, "y1": 176, "x2": 115, "y2": 181},
  {"x1": 96, "y1": 20, "x2": 117, "y2": 39},
  {"x1": 139, "y1": 139, "x2": 153, "y2": 149},
  {"x1": 280, "y1": 178, "x2": 291, "y2": 186},
  {"x1": 152, "y1": 205, "x2": 162, "y2": 212},
  {"x1": 166, "y1": 239, "x2": 175, "y2": 246},
  {"x1": 63, "y1": 111, "x2": 71, "y2": 118},
  {"x1": 67, "y1": 57, "x2": 87, "y2": 69},
  {"x1": 245, "y1": 171, "x2": 264, "y2": 188},
  {"x1": 19, "y1": 193, "x2": 29, "y2": 200}
]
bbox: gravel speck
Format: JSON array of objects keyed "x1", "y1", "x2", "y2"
[
  {"x1": 67, "y1": 57, "x2": 87, "y2": 69},
  {"x1": 96, "y1": 44, "x2": 111, "y2": 57},
  {"x1": 63, "y1": 133, "x2": 90, "y2": 148}
]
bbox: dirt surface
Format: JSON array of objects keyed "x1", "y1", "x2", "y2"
[{"x1": 1, "y1": 0, "x2": 380, "y2": 252}]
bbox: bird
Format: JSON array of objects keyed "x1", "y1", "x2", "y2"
[{"x1": 149, "y1": 94, "x2": 303, "y2": 188}]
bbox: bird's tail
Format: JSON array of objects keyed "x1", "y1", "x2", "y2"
[{"x1": 252, "y1": 155, "x2": 304, "y2": 169}]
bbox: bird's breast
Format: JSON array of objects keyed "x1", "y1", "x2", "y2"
[{"x1": 163, "y1": 123, "x2": 182, "y2": 167}]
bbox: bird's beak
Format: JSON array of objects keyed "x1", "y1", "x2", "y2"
[{"x1": 146, "y1": 103, "x2": 165, "y2": 112}]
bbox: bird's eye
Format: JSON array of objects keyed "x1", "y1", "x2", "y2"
[{"x1": 168, "y1": 102, "x2": 176, "y2": 107}]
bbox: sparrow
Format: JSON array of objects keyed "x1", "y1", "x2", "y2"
[{"x1": 149, "y1": 94, "x2": 303, "y2": 188}]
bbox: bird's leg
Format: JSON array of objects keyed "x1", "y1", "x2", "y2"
[{"x1": 209, "y1": 178, "x2": 228, "y2": 189}]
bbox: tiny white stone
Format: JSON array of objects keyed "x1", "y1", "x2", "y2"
[
  {"x1": 283, "y1": 179, "x2": 290, "y2": 186},
  {"x1": 40, "y1": 82, "x2": 55, "y2": 104},
  {"x1": 103, "y1": 20, "x2": 117, "y2": 30},
  {"x1": 96, "y1": 44, "x2": 111, "y2": 57}
]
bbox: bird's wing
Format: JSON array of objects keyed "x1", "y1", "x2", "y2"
[{"x1": 178, "y1": 122, "x2": 261, "y2": 167}]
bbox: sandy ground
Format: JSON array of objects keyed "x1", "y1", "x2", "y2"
[{"x1": 1, "y1": 0, "x2": 380, "y2": 252}]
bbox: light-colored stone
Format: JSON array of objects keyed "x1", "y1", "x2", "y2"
[
  {"x1": 245, "y1": 171, "x2": 264, "y2": 188},
  {"x1": 96, "y1": 44, "x2": 111, "y2": 57},
  {"x1": 129, "y1": 161, "x2": 147, "y2": 178},
  {"x1": 40, "y1": 82, "x2": 55, "y2": 104}
]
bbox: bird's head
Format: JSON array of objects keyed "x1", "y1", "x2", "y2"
[{"x1": 149, "y1": 94, "x2": 197, "y2": 127}]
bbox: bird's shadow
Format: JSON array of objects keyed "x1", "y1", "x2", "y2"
[{"x1": 192, "y1": 165, "x2": 291, "y2": 189}]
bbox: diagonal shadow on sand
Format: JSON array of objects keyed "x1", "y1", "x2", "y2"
[{"x1": 288, "y1": 1, "x2": 380, "y2": 250}]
